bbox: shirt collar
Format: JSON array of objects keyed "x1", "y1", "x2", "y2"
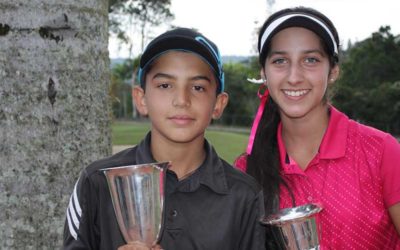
[
  {"x1": 135, "y1": 132, "x2": 157, "y2": 164},
  {"x1": 319, "y1": 106, "x2": 348, "y2": 159},
  {"x1": 277, "y1": 105, "x2": 349, "y2": 165},
  {"x1": 136, "y1": 132, "x2": 229, "y2": 194},
  {"x1": 196, "y1": 139, "x2": 229, "y2": 194}
]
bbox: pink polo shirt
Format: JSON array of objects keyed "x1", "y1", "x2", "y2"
[
  {"x1": 277, "y1": 107, "x2": 400, "y2": 249},
  {"x1": 234, "y1": 106, "x2": 400, "y2": 249}
]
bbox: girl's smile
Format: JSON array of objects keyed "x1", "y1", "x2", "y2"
[{"x1": 282, "y1": 89, "x2": 310, "y2": 98}]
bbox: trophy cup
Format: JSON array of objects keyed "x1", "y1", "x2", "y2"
[
  {"x1": 102, "y1": 162, "x2": 170, "y2": 247},
  {"x1": 260, "y1": 203, "x2": 323, "y2": 250}
]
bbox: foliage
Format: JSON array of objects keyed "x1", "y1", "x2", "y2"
[
  {"x1": 337, "y1": 26, "x2": 400, "y2": 88},
  {"x1": 333, "y1": 26, "x2": 400, "y2": 133},
  {"x1": 366, "y1": 81, "x2": 400, "y2": 132},
  {"x1": 108, "y1": 0, "x2": 174, "y2": 52},
  {"x1": 218, "y1": 57, "x2": 261, "y2": 126},
  {"x1": 110, "y1": 58, "x2": 139, "y2": 118}
]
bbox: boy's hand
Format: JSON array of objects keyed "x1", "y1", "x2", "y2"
[{"x1": 118, "y1": 242, "x2": 163, "y2": 250}]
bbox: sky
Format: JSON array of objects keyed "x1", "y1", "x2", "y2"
[{"x1": 108, "y1": 0, "x2": 400, "y2": 58}]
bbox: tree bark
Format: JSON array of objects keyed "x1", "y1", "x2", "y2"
[{"x1": 0, "y1": 0, "x2": 111, "y2": 249}]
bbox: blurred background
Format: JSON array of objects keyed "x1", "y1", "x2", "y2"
[{"x1": 109, "y1": 0, "x2": 400, "y2": 162}]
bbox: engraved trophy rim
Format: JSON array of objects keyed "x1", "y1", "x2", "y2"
[
  {"x1": 100, "y1": 161, "x2": 170, "y2": 174},
  {"x1": 260, "y1": 203, "x2": 323, "y2": 226}
]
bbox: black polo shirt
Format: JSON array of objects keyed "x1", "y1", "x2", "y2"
[{"x1": 63, "y1": 133, "x2": 266, "y2": 250}]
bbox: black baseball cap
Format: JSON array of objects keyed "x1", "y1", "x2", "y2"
[{"x1": 138, "y1": 27, "x2": 225, "y2": 93}]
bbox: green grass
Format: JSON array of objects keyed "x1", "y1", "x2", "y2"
[
  {"x1": 112, "y1": 121, "x2": 151, "y2": 145},
  {"x1": 204, "y1": 130, "x2": 248, "y2": 164},
  {"x1": 111, "y1": 121, "x2": 249, "y2": 164}
]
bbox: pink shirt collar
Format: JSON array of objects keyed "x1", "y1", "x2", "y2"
[{"x1": 277, "y1": 106, "x2": 349, "y2": 167}]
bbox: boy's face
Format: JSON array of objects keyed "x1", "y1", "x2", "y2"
[{"x1": 133, "y1": 51, "x2": 228, "y2": 144}]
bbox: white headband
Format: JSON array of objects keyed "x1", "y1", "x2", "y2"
[{"x1": 260, "y1": 13, "x2": 338, "y2": 55}]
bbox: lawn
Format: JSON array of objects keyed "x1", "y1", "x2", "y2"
[{"x1": 112, "y1": 121, "x2": 249, "y2": 164}]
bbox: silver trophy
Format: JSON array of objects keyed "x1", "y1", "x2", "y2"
[
  {"x1": 102, "y1": 162, "x2": 170, "y2": 246},
  {"x1": 261, "y1": 203, "x2": 323, "y2": 250}
]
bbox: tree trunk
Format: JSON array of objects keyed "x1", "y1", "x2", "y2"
[{"x1": 0, "y1": 0, "x2": 111, "y2": 249}]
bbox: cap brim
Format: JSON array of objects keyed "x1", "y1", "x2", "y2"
[{"x1": 140, "y1": 36, "x2": 219, "y2": 74}]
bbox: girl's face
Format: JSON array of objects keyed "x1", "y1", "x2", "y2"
[{"x1": 262, "y1": 27, "x2": 339, "y2": 121}]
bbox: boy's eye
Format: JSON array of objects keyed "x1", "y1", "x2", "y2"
[
  {"x1": 157, "y1": 83, "x2": 171, "y2": 89},
  {"x1": 193, "y1": 85, "x2": 205, "y2": 92}
]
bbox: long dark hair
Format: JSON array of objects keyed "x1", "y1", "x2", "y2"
[{"x1": 246, "y1": 6, "x2": 340, "y2": 214}]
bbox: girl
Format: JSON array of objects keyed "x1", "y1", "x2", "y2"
[{"x1": 235, "y1": 6, "x2": 400, "y2": 249}]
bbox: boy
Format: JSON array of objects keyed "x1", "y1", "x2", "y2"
[{"x1": 63, "y1": 27, "x2": 265, "y2": 250}]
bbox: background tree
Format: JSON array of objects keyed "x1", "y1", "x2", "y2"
[
  {"x1": 108, "y1": 0, "x2": 174, "y2": 56},
  {"x1": 333, "y1": 26, "x2": 400, "y2": 134},
  {"x1": 219, "y1": 58, "x2": 260, "y2": 126},
  {"x1": 110, "y1": 58, "x2": 139, "y2": 118},
  {"x1": 108, "y1": 0, "x2": 174, "y2": 119},
  {"x1": 0, "y1": 0, "x2": 110, "y2": 248}
]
